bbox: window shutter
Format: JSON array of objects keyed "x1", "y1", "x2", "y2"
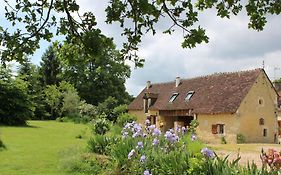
[{"x1": 212, "y1": 124, "x2": 218, "y2": 134}]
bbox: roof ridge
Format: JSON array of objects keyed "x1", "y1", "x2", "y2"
[{"x1": 149, "y1": 68, "x2": 262, "y2": 86}]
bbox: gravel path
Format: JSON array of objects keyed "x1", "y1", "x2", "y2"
[{"x1": 211, "y1": 144, "x2": 281, "y2": 168}]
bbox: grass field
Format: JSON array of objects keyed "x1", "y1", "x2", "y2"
[{"x1": 0, "y1": 120, "x2": 90, "y2": 175}]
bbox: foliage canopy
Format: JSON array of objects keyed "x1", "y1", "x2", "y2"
[{"x1": 0, "y1": 0, "x2": 280, "y2": 66}]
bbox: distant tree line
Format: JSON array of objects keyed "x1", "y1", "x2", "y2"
[{"x1": 0, "y1": 32, "x2": 133, "y2": 125}]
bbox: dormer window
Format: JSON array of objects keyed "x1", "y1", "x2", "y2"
[
  {"x1": 185, "y1": 91, "x2": 194, "y2": 102},
  {"x1": 169, "y1": 93, "x2": 179, "y2": 103}
]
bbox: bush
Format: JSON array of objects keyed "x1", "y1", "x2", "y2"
[
  {"x1": 237, "y1": 133, "x2": 246, "y2": 144},
  {"x1": 221, "y1": 136, "x2": 227, "y2": 144},
  {"x1": 116, "y1": 113, "x2": 136, "y2": 127},
  {"x1": 91, "y1": 116, "x2": 111, "y2": 135},
  {"x1": 57, "y1": 113, "x2": 91, "y2": 124},
  {"x1": 78, "y1": 101, "x2": 97, "y2": 119},
  {"x1": 189, "y1": 119, "x2": 199, "y2": 134},
  {"x1": 88, "y1": 135, "x2": 119, "y2": 155},
  {"x1": 59, "y1": 147, "x2": 108, "y2": 175},
  {"x1": 113, "y1": 104, "x2": 128, "y2": 117},
  {"x1": 0, "y1": 138, "x2": 6, "y2": 150}
]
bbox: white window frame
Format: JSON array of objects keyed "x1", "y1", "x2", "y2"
[
  {"x1": 169, "y1": 93, "x2": 179, "y2": 103},
  {"x1": 185, "y1": 91, "x2": 194, "y2": 102}
]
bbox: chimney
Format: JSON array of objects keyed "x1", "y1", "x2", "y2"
[
  {"x1": 175, "y1": 77, "x2": 181, "y2": 87},
  {"x1": 146, "y1": 81, "x2": 151, "y2": 89}
]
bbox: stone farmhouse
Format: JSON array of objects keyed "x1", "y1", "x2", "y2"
[{"x1": 128, "y1": 69, "x2": 279, "y2": 144}]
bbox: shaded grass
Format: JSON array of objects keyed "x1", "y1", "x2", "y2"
[{"x1": 0, "y1": 120, "x2": 90, "y2": 175}]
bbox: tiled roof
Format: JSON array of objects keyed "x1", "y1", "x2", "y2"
[{"x1": 128, "y1": 69, "x2": 263, "y2": 114}]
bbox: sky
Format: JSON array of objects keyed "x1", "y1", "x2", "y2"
[{"x1": 1, "y1": 1, "x2": 281, "y2": 97}]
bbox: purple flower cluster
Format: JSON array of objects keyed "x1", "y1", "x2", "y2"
[
  {"x1": 201, "y1": 147, "x2": 214, "y2": 158},
  {"x1": 122, "y1": 121, "x2": 144, "y2": 138},
  {"x1": 164, "y1": 130, "x2": 179, "y2": 144},
  {"x1": 152, "y1": 138, "x2": 159, "y2": 146}
]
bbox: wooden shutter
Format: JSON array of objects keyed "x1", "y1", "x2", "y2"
[{"x1": 212, "y1": 124, "x2": 218, "y2": 134}]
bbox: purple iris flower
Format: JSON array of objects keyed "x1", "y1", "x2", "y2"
[
  {"x1": 140, "y1": 155, "x2": 146, "y2": 163},
  {"x1": 191, "y1": 134, "x2": 197, "y2": 141},
  {"x1": 122, "y1": 131, "x2": 128, "y2": 138},
  {"x1": 148, "y1": 125, "x2": 156, "y2": 132},
  {"x1": 136, "y1": 141, "x2": 144, "y2": 149},
  {"x1": 144, "y1": 170, "x2": 152, "y2": 175},
  {"x1": 152, "y1": 128, "x2": 161, "y2": 136},
  {"x1": 164, "y1": 131, "x2": 179, "y2": 143},
  {"x1": 182, "y1": 126, "x2": 187, "y2": 134},
  {"x1": 128, "y1": 149, "x2": 135, "y2": 159},
  {"x1": 152, "y1": 138, "x2": 159, "y2": 146},
  {"x1": 145, "y1": 119, "x2": 150, "y2": 126},
  {"x1": 201, "y1": 147, "x2": 214, "y2": 158}
]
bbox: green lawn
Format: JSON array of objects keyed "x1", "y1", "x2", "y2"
[{"x1": 0, "y1": 120, "x2": 90, "y2": 175}]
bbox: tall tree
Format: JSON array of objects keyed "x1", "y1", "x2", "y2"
[
  {"x1": 0, "y1": 66, "x2": 33, "y2": 125},
  {"x1": 17, "y1": 61, "x2": 49, "y2": 119},
  {"x1": 0, "y1": 0, "x2": 280, "y2": 65},
  {"x1": 57, "y1": 29, "x2": 131, "y2": 105},
  {"x1": 40, "y1": 45, "x2": 61, "y2": 86}
]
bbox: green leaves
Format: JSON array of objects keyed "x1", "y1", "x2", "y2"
[
  {"x1": 182, "y1": 26, "x2": 209, "y2": 49},
  {"x1": 0, "y1": 0, "x2": 280, "y2": 65}
]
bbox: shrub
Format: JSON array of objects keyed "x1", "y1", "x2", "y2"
[
  {"x1": 113, "y1": 104, "x2": 128, "y2": 117},
  {"x1": 78, "y1": 101, "x2": 97, "y2": 119},
  {"x1": 221, "y1": 136, "x2": 227, "y2": 144},
  {"x1": 189, "y1": 119, "x2": 199, "y2": 134},
  {"x1": 59, "y1": 147, "x2": 107, "y2": 175},
  {"x1": 237, "y1": 133, "x2": 246, "y2": 144},
  {"x1": 0, "y1": 138, "x2": 6, "y2": 150},
  {"x1": 88, "y1": 135, "x2": 119, "y2": 155},
  {"x1": 91, "y1": 116, "x2": 111, "y2": 135},
  {"x1": 116, "y1": 113, "x2": 136, "y2": 127}
]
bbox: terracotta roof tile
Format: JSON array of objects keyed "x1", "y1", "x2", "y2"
[{"x1": 128, "y1": 69, "x2": 263, "y2": 114}]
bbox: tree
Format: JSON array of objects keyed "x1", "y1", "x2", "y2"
[
  {"x1": 0, "y1": 66, "x2": 34, "y2": 125},
  {"x1": 1, "y1": 0, "x2": 280, "y2": 65},
  {"x1": 43, "y1": 81, "x2": 80, "y2": 119},
  {"x1": 44, "y1": 84, "x2": 61, "y2": 119},
  {"x1": 39, "y1": 45, "x2": 61, "y2": 86},
  {"x1": 57, "y1": 30, "x2": 132, "y2": 105},
  {"x1": 18, "y1": 60, "x2": 49, "y2": 119}
]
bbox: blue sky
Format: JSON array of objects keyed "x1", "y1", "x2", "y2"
[{"x1": 1, "y1": 0, "x2": 281, "y2": 96}]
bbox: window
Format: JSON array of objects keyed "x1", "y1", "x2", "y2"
[
  {"x1": 185, "y1": 91, "x2": 194, "y2": 102},
  {"x1": 258, "y1": 98, "x2": 264, "y2": 106},
  {"x1": 211, "y1": 124, "x2": 225, "y2": 134},
  {"x1": 212, "y1": 124, "x2": 218, "y2": 134},
  {"x1": 144, "y1": 99, "x2": 148, "y2": 113},
  {"x1": 259, "y1": 118, "x2": 265, "y2": 125},
  {"x1": 169, "y1": 93, "x2": 179, "y2": 102},
  {"x1": 263, "y1": 128, "x2": 267, "y2": 137},
  {"x1": 218, "y1": 124, "x2": 224, "y2": 134}
]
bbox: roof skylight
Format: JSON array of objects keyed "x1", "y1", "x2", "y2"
[
  {"x1": 185, "y1": 91, "x2": 194, "y2": 102},
  {"x1": 169, "y1": 93, "x2": 179, "y2": 103}
]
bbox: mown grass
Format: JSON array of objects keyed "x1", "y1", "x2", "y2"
[{"x1": 0, "y1": 120, "x2": 90, "y2": 175}]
